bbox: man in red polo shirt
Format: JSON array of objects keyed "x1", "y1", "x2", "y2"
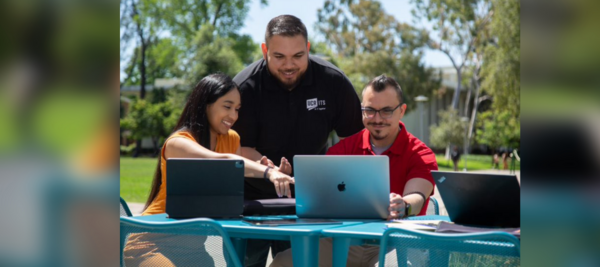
[
  {"x1": 271, "y1": 75, "x2": 438, "y2": 267},
  {"x1": 327, "y1": 74, "x2": 437, "y2": 219}
]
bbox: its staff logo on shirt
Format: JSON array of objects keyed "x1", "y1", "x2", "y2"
[{"x1": 306, "y1": 98, "x2": 326, "y2": 111}]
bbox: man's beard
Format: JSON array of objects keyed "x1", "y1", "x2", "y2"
[
  {"x1": 267, "y1": 62, "x2": 306, "y2": 90},
  {"x1": 371, "y1": 131, "x2": 387, "y2": 140},
  {"x1": 368, "y1": 123, "x2": 391, "y2": 140}
]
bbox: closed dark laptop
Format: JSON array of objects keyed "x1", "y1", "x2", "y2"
[
  {"x1": 431, "y1": 171, "x2": 520, "y2": 228},
  {"x1": 166, "y1": 158, "x2": 244, "y2": 219}
]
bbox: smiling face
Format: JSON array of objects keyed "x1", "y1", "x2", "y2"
[
  {"x1": 262, "y1": 35, "x2": 310, "y2": 91},
  {"x1": 362, "y1": 85, "x2": 406, "y2": 143},
  {"x1": 206, "y1": 88, "x2": 241, "y2": 136}
]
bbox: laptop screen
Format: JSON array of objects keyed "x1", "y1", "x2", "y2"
[
  {"x1": 294, "y1": 155, "x2": 390, "y2": 219},
  {"x1": 166, "y1": 158, "x2": 244, "y2": 219}
]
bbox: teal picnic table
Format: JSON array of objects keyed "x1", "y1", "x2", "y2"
[
  {"x1": 321, "y1": 215, "x2": 450, "y2": 267},
  {"x1": 132, "y1": 214, "x2": 368, "y2": 267}
]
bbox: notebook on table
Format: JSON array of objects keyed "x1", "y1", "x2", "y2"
[
  {"x1": 431, "y1": 171, "x2": 520, "y2": 228},
  {"x1": 293, "y1": 155, "x2": 390, "y2": 220},
  {"x1": 166, "y1": 158, "x2": 244, "y2": 219}
]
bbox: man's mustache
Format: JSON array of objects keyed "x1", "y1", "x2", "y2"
[{"x1": 368, "y1": 123, "x2": 391, "y2": 127}]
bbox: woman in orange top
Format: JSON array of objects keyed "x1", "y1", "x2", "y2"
[
  {"x1": 143, "y1": 73, "x2": 294, "y2": 215},
  {"x1": 124, "y1": 73, "x2": 294, "y2": 266}
]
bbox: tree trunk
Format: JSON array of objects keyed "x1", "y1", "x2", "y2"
[
  {"x1": 463, "y1": 85, "x2": 472, "y2": 117},
  {"x1": 451, "y1": 69, "x2": 462, "y2": 110},
  {"x1": 133, "y1": 140, "x2": 142, "y2": 158},
  {"x1": 467, "y1": 77, "x2": 481, "y2": 154},
  {"x1": 139, "y1": 42, "x2": 147, "y2": 99}
]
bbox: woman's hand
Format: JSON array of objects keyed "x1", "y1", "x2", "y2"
[
  {"x1": 388, "y1": 193, "x2": 406, "y2": 220},
  {"x1": 267, "y1": 169, "x2": 295, "y2": 198}
]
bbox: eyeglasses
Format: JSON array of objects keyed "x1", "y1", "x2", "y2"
[{"x1": 361, "y1": 104, "x2": 403, "y2": 119}]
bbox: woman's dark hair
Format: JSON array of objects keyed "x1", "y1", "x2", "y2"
[{"x1": 144, "y1": 73, "x2": 239, "y2": 209}]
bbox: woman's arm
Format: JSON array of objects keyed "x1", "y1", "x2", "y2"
[{"x1": 165, "y1": 137, "x2": 294, "y2": 198}]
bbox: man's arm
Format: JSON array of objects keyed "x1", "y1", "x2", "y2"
[
  {"x1": 401, "y1": 178, "x2": 434, "y2": 215},
  {"x1": 388, "y1": 178, "x2": 434, "y2": 219}
]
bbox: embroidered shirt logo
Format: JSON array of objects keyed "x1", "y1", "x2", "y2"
[{"x1": 306, "y1": 98, "x2": 326, "y2": 111}]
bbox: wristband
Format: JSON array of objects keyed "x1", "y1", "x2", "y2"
[
  {"x1": 264, "y1": 166, "x2": 273, "y2": 182},
  {"x1": 403, "y1": 201, "x2": 412, "y2": 218},
  {"x1": 404, "y1": 191, "x2": 426, "y2": 203}
]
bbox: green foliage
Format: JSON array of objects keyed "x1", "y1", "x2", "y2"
[
  {"x1": 149, "y1": 88, "x2": 167, "y2": 104},
  {"x1": 121, "y1": 0, "x2": 261, "y2": 95},
  {"x1": 231, "y1": 33, "x2": 264, "y2": 64},
  {"x1": 481, "y1": 0, "x2": 520, "y2": 117},
  {"x1": 429, "y1": 109, "x2": 468, "y2": 149},
  {"x1": 475, "y1": 110, "x2": 520, "y2": 151},
  {"x1": 122, "y1": 38, "x2": 184, "y2": 87},
  {"x1": 475, "y1": 0, "x2": 520, "y2": 150},
  {"x1": 316, "y1": 0, "x2": 440, "y2": 111},
  {"x1": 120, "y1": 143, "x2": 137, "y2": 156},
  {"x1": 186, "y1": 24, "x2": 245, "y2": 81},
  {"x1": 411, "y1": 0, "x2": 493, "y2": 110},
  {"x1": 120, "y1": 99, "x2": 174, "y2": 152}
]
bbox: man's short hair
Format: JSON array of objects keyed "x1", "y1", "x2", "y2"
[
  {"x1": 363, "y1": 74, "x2": 404, "y2": 103},
  {"x1": 265, "y1": 15, "x2": 308, "y2": 46}
]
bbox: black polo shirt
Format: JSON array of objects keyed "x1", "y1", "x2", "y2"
[{"x1": 233, "y1": 55, "x2": 364, "y2": 199}]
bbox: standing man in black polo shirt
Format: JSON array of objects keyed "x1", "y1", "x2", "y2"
[{"x1": 232, "y1": 15, "x2": 364, "y2": 266}]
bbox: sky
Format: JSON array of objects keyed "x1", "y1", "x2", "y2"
[
  {"x1": 120, "y1": 0, "x2": 452, "y2": 81},
  {"x1": 239, "y1": 0, "x2": 452, "y2": 67}
]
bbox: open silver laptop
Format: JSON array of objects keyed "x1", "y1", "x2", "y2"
[{"x1": 293, "y1": 155, "x2": 390, "y2": 219}]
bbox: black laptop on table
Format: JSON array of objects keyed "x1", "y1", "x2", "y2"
[
  {"x1": 431, "y1": 171, "x2": 520, "y2": 228},
  {"x1": 166, "y1": 158, "x2": 244, "y2": 219}
]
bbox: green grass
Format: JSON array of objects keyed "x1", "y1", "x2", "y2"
[
  {"x1": 120, "y1": 157, "x2": 157, "y2": 203},
  {"x1": 435, "y1": 154, "x2": 520, "y2": 171},
  {"x1": 120, "y1": 154, "x2": 520, "y2": 203}
]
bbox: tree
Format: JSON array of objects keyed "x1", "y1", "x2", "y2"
[
  {"x1": 121, "y1": 0, "x2": 264, "y2": 156},
  {"x1": 412, "y1": 0, "x2": 493, "y2": 112},
  {"x1": 481, "y1": 0, "x2": 519, "y2": 117},
  {"x1": 156, "y1": 0, "x2": 266, "y2": 69},
  {"x1": 121, "y1": 0, "x2": 265, "y2": 93},
  {"x1": 120, "y1": 0, "x2": 162, "y2": 99},
  {"x1": 475, "y1": 110, "x2": 520, "y2": 151},
  {"x1": 316, "y1": 0, "x2": 439, "y2": 110},
  {"x1": 120, "y1": 99, "x2": 174, "y2": 155},
  {"x1": 186, "y1": 24, "x2": 245, "y2": 82},
  {"x1": 122, "y1": 37, "x2": 184, "y2": 88},
  {"x1": 476, "y1": 0, "x2": 520, "y2": 150},
  {"x1": 429, "y1": 108, "x2": 468, "y2": 149}
]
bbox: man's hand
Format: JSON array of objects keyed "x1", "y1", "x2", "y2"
[
  {"x1": 259, "y1": 156, "x2": 275, "y2": 168},
  {"x1": 388, "y1": 193, "x2": 406, "y2": 220},
  {"x1": 275, "y1": 157, "x2": 292, "y2": 175},
  {"x1": 259, "y1": 156, "x2": 292, "y2": 175},
  {"x1": 267, "y1": 169, "x2": 295, "y2": 198}
]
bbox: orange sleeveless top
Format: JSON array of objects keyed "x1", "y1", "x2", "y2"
[{"x1": 142, "y1": 130, "x2": 240, "y2": 215}]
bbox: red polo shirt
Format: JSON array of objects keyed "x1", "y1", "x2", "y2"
[{"x1": 326, "y1": 121, "x2": 438, "y2": 215}]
